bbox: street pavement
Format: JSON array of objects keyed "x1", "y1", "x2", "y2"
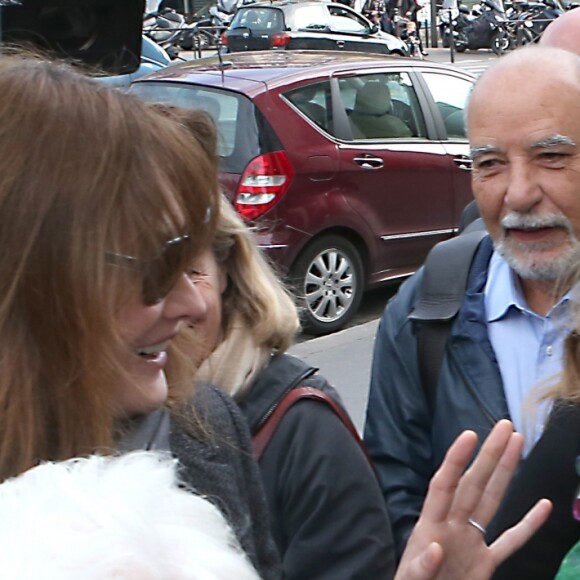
[
  {"x1": 422, "y1": 46, "x2": 498, "y2": 76},
  {"x1": 290, "y1": 319, "x2": 380, "y2": 434}
]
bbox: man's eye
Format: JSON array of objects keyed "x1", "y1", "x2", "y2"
[
  {"x1": 474, "y1": 158, "x2": 500, "y2": 171},
  {"x1": 538, "y1": 152, "x2": 568, "y2": 164}
]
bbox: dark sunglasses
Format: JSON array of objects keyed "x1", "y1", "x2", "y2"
[{"x1": 106, "y1": 234, "x2": 192, "y2": 306}]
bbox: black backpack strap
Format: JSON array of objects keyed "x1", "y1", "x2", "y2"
[{"x1": 409, "y1": 221, "x2": 487, "y2": 412}]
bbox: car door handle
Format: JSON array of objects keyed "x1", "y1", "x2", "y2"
[
  {"x1": 353, "y1": 155, "x2": 384, "y2": 169},
  {"x1": 453, "y1": 156, "x2": 472, "y2": 171},
  {"x1": 336, "y1": 40, "x2": 346, "y2": 48}
]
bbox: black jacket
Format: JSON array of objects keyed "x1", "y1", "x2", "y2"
[
  {"x1": 238, "y1": 354, "x2": 396, "y2": 580},
  {"x1": 488, "y1": 401, "x2": 580, "y2": 580}
]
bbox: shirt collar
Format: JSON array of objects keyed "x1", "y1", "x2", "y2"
[{"x1": 485, "y1": 250, "x2": 571, "y2": 323}]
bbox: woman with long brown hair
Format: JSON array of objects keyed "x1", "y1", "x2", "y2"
[{"x1": 0, "y1": 53, "x2": 279, "y2": 578}]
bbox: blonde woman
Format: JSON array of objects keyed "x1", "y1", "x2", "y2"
[
  {"x1": 177, "y1": 197, "x2": 551, "y2": 580},
  {"x1": 483, "y1": 319, "x2": 580, "y2": 579},
  {"x1": 178, "y1": 198, "x2": 396, "y2": 579}
]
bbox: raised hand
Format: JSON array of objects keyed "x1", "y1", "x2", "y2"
[{"x1": 395, "y1": 420, "x2": 553, "y2": 580}]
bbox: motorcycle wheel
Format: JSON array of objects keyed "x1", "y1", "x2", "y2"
[
  {"x1": 491, "y1": 30, "x2": 511, "y2": 55},
  {"x1": 192, "y1": 29, "x2": 215, "y2": 50},
  {"x1": 516, "y1": 27, "x2": 534, "y2": 46},
  {"x1": 454, "y1": 32, "x2": 468, "y2": 53}
]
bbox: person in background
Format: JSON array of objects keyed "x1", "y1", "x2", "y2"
[
  {"x1": 175, "y1": 197, "x2": 397, "y2": 579},
  {"x1": 364, "y1": 44, "x2": 580, "y2": 562},
  {"x1": 0, "y1": 452, "x2": 260, "y2": 579},
  {"x1": 0, "y1": 53, "x2": 280, "y2": 579},
  {"x1": 363, "y1": 0, "x2": 389, "y2": 30},
  {"x1": 398, "y1": 0, "x2": 428, "y2": 55}
]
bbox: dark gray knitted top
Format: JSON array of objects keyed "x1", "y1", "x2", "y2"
[
  {"x1": 120, "y1": 383, "x2": 281, "y2": 580},
  {"x1": 170, "y1": 384, "x2": 281, "y2": 580}
]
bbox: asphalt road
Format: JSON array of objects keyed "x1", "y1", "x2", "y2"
[
  {"x1": 291, "y1": 318, "x2": 380, "y2": 432},
  {"x1": 425, "y1": 46, "x2": 499, "y2": 76}
]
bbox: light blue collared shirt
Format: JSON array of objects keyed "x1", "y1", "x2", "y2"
[{"x1": 485, "y1": 251, "x2": 571, "y2": 456}]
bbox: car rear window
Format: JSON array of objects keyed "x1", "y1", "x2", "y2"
[
  {"x1": 230, "y1": 7, "x2": 284, "y2": 31},
  {"x1": 131, "y1": 82, "x2": 282, "y2": 174},
  {"x1": 291, "y1": 4, "x2": 329, "y2": 30}
]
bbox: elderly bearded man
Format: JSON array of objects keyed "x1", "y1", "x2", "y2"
[{"x1": 364, "y1": 46, "x2": 580, "y2": 578}]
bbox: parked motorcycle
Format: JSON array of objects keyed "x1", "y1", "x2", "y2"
[
  {"x1": 178, "y1": 14, "x2": 220, "y2": 51},
  {"x1": 143, "y1": 7, "x2": 186, "y2": 59},
  {"x1": 453, "y1": 0, "x2": 511, "y2": 55},
  {"x1": 506, "y1": 0, "x2": 563, "y2": 45},
  {"x1": 180, "y1": 0, "x2": 255, "y2": 51}
]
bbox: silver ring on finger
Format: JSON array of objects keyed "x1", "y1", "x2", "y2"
[{"x1": 468, "y1": 518, "x2": 487, "y2": 536}]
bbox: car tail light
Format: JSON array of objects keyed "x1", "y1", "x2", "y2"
[
  {"x1": 221, "y1": 31, "x2": 228, "y2": 46},
  {"x1": 235, "y1": 151, "x2": 294, "y2": 221},
  {"x1": 270, "y1": 32, "x2": 290, "y2": 48}
]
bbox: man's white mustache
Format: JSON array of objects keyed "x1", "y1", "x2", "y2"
[{"x1": 501, "y1": 212, "x2": 573, "y2": 233}]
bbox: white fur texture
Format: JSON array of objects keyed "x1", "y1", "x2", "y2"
[{"x1": 0, "y1": 452, "x2": 260, "y2": 580}]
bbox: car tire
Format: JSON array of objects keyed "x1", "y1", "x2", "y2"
[{"x1": 290, "y1": 235, "x2": 364, "y2": 336}]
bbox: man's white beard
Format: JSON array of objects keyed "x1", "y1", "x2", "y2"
[{"x1": 495, "y1": 212, "x2": 580, "y2": 281}]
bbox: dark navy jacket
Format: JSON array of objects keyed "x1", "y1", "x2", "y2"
[{"x1": 364, "y1": 235, "x2": 512, "y2": 559}]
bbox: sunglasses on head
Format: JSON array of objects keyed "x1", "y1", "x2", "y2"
[{"x1": 106, "y1": 234, "x2": 192, "y2": 306}]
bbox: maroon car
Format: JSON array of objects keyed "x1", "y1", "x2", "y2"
[{"x1": 132, "y1": 50, "x2": 475, "y2": 334}]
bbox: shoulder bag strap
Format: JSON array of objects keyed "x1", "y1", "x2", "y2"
[{"x1": 252, "y1": 386, "x2": 373, "y2": 469}]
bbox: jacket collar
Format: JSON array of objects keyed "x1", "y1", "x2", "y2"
[{"x1": 237, "y1": 354, "x2": 318, "y2": 433}]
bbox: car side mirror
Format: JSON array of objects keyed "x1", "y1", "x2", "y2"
[{"x1": 369, "y1": 23, "x2": 378, "y2": 34}]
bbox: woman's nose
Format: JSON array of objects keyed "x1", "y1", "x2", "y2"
[{"x1": 162, "y1": 272, "x2": 208, "y2": 323}]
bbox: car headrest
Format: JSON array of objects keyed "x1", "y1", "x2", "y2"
[{"x1": 354, "y1": 82, "x2": 392, "y2": 116}]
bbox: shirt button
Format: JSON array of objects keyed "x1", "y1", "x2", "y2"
[{"x1": 546, "y1": 345, "x2": 553, "y2": 356}]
